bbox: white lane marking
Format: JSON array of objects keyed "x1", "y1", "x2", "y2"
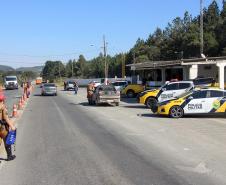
[
  {"x1": 176, "y1": 162, "x2": 211, "y2": 174},
  {"x1": 183, "y1": 148, "x2": 190, "y2": 151},
  {"x1": 126, "y1": 133, "x2": 144, "y2": 136}
]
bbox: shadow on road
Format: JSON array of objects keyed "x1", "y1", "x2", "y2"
[
  {"x1": 120, "y1": 98, "x2": 137, "y2": 104},
  {"x1": 0, "y1": 158, "x2": 7, "y2": 161},
  {"x1": 139, "y1": 113, "x2": 167, "y2": 118},
  {"x1": 140, "y1": 113, "x2": 226, "y2": 119},
  {"x1": 122, "y1": 105, "x2": 147, "y2": 109},
  {"x1": 33, "y1": 94, "x2": 42, "y2": 96},
  {"x1": 182, "y1": 114, "x2": 226, "y2": 119}
]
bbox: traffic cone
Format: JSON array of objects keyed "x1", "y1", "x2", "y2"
[
  {"x1": 12, "y1": 104, "x2": 18, "y2": 117},
  {"x1": 23, "y1": 93, "x2": 27, "y2": 101},
  {"x1": 18, "y1": 99, "x2": 23, "y2": 110},
  {"x1": 21, "y1": 96, "x2": 24, "y2": 106}
]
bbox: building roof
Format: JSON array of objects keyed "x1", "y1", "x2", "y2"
[{"x1": 127, "y1": 56, "x2": 226, "y2": 70}]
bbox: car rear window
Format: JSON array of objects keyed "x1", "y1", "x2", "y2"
[
  {"x1": 99, "y1": 85, "x2": 116, "y2": 91},
  {"x1": 44, "y1": 84, "x2": 56, "y2": 87}
]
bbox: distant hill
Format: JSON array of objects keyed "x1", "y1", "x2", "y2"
[
  {"x1": 16, "y1": 66, "x2": 43, "y2": 73},
  {"x1": 0, "y1": 65, "x2": 14, "y2": 72}
]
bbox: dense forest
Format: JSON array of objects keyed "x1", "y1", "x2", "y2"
[{"x1": 42, "y1": 0, "x2": 226, "y2": 81}]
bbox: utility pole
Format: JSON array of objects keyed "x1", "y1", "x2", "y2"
[
  {"x1": 58, "y1": 62, "x2": 61, "y2": 81},
  {"x1": 71, "y1": 61, "x2": 73, "y2": 77},
  {"x1": 122, "y1": 53, "x2": 125, "y2": 79},
  {"x1": 200, "y1": 0, "x2": 204, "y2": 55},
  {"x1": 103, "y1": 35, "x2": 108, "y2": 84}
]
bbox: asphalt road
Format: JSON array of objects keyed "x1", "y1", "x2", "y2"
[
  {"x1": 0, "y1": 87, "x2": 225, "y2": 185},
  {"x1": 3, "y1": 88, "x2": 23, "y2": 113}
]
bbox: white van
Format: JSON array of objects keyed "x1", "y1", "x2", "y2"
[{"x1": 4, "y1": 76, "x2": 19, "y2": 90}]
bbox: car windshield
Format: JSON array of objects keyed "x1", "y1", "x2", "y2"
[
  {"x1": 5, "y1": 77, "x2": 17, "y2": 81},
  {"x1": 68, "y1": 81, "x2": 74, "y2": 84},
  {"x1": 44, "y1": 84, "x2": 56, "y2": 87}
]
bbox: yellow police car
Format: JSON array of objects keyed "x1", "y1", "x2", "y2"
[{"x1": 156, "y1": 88, "x2": 226, "y2": 118}]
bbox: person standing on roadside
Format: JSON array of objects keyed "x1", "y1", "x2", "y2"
[
  {"x1": 74, "y1": 82, "x2": 78, "y2": 94},
  {"x1": 0, "y1": 93, "x2": 16, "y2": 161}
]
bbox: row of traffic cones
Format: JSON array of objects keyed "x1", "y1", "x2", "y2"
[{"x1": 11, "y1": 85, "x2": 34, "y2": 118}]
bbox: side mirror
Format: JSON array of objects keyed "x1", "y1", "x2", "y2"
[{"x1": 162, "y1": 88, "x2": 166, "y2": 92}]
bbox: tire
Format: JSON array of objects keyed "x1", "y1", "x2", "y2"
[
  {"x1": 169, "y1": 106, "x2": 184, "y2": 118},
  {"x1": 115, "y1": 102, "x2": 119, "y2": 106},
  {"x1": 126, "y1": 90, "x2": 135, "y2": 98},
  {"x1": 145, "y1": 97, "x2": 157, "y2": 109}
]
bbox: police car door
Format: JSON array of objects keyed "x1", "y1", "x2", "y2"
[
  {"x1": 205, "y1": 90, "x2": 225, "y2": 113},
  {"x1": 183, "y1": 90, "x2": 208, "y2": 114},
  {"x1": 158, "y1": 83, "x2": 179, "y2": 102}
]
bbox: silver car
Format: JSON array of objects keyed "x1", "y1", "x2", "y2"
[
  {"x1": 41, "y1": 83, "x2": 57, "y2": 96},
  {"x1": 92, "y1": 85, "x2": 120, "y2": 106}
]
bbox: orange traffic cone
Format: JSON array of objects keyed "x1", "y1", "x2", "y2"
[
  {"x1": 12, "y1": 104, "x2": 18, "y2": 117},
  {"x1": 18, "y1": 98, "x2": 23, "y2": 110},
  {"x1": 23, "y1": 93, "x2": 27, "y2": 101},
  {"x1": 21, "y1": 96, "x2": 24, "y2": 106}
]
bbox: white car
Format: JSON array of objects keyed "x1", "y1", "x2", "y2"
[{"x1": 111, "y1": 81, "x2": 128, "y2": 91}]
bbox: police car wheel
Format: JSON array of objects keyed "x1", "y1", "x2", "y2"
[
  {"x1": 169, "y1": 106, "x2": 184, "y2": 118},
  {"x1": 146, "y1": 97, "x2": 157, "y2": 109}
]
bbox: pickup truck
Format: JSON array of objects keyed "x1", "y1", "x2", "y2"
[{"x1": 91, "y1": 85, "x2": 120, "y2": 106}]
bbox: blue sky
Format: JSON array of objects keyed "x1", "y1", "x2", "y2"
[{"x1": 0, "y1": 0, "x2": 223, "y2": 68}]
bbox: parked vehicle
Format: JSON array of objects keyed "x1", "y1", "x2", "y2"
[
  {"x1": 4, "y1": 76, "x2": 18, "y2": 90},
  {"x1": 121, "y1": 84, "x2": 144, "y2": 98},
  {"x1": 157, "y1": 88, "x2": 226, "y2": 118},
  {"x1": 41, "y1": 83, "x2": 57, "y2": 96},
  {"x1": 91, "y1": 85, "x2": 120, "y2": 106},
  {"x1": 64, "y1": 80, "x2": 76, "y2": 91},
  {"x1": 138, "y1": 81, "x2": 194, "y2": 111},
  {"x1": 111, "y1": 80, "x2": 128, "y2": 91}
]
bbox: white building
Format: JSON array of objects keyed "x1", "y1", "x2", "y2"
[{"x1": 128, "y1": 56, "x2": 226, "y2": 89}]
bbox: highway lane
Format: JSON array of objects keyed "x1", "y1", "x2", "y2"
[{"x1": 0, "y1": 88, "x2": 225, "y2": 185}]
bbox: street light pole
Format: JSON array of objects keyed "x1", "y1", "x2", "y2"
[
  {"x1": 103, "y1": 35, "x2": 108, "y2": 84},
  {"x1": 200, "y1": 0, "x2": 204, "y2": 55},
  {"x1": 71, "y1": 61, "x2": 73, "y2": 77}
]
